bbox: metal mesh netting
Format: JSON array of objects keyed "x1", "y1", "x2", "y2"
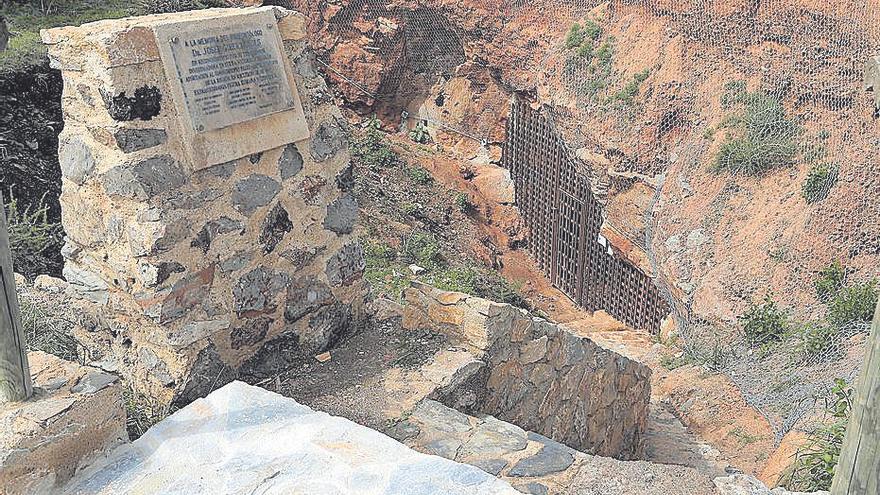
[{"x1": 283, "y1": 0, "x2": 880, "y2": 443}]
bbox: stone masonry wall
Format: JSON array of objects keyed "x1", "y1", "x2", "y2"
[
  {"x1": 402, "y1": 282, "x2": 651, "y2": 460},
  {"x1": 40, "y1": 7, "x2": 366, "y2": 405}
]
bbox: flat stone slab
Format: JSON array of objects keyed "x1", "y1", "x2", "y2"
[{"x1": 61, "y1": 381, "x2": 519, "y2": 495}]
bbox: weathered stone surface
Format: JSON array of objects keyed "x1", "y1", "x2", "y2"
[
  {"x1": 113, "y1": 128, "x2": 167, "y2": 153},
  {"x1": 232, "y1": 267, "x2": 289, "y2": 316},
  {"x1": 191, "y1": 217, "x2": 243, "y2": 254},
  {"x1": 60, "y1": 382, "x2": 518, "y2": 494},
  {"x1": 403, "y1": 285, "x2": 651, "y2": 460},
  {"x1": 323, "y1": 193, "x2": 358, "y2": 234},
  {"x1": 336, "y1": 161, "x2": 354, "y2": 191},
  {"x1": 138, "y1": 347, "x2": 175, "y2": 387},
  {"x1": 310, "y1": 119, "x2": 347, "y2": 161},
  {"x1": 424, "y1": 437, "x2": 463, "y2": 458},
  {"x1": 508, "y1": 445, "x2": 574, "y2": 477},
  {"x1": 173, "y1": 344, "x2": 237, "y2": 407},
  {"x1": 462, "y1": 416, "x2": 528, "y2": 457},
  {"x1": 281, "y1": 245, "x2": 325, "y2": 270},
  {"x1": 167, "y1": 319, "x2": 230, "y2": 348},
  {"x1": 513, "y1": 482, "x2": 549, "y2": 495},
  {"x1": 284, "y1": 276, "x2": 334, "y2": 323},
  {"x1": 325, "y1": 242, "x2": 365, "y2": 286},
  {"x1": 70, "y1": 370, "x2": 118, "y2": 394},
  {"x1": 1, "y1": 352, "x2": 127, "y2": 495},
  {"x1": 156, "y1": 265, "x2": 215, "y2": 323},
  {"x1": 230, "y1": 317, "x2": 272, "y2": 350},
  {"x1": 63, "y1": 263, "x2": 109, "y2": 304},
  {"x1": 219, "y1": 252, "x2": 252, "y2": 273},
  {"x1": 278, "y1": 143, "x2": 304, "y2": 179},
  {"x1": 103, "y1": 155, "x2": 185, "y2": 199},
  {"x1": 411, "y1": 399, "x2": 473, "y2": 434},
  {"x1": 104, "y1": 86, "x2": 162, "y2": 121},
  {"x1": 58, "y1": 133, "x2": 95, "y2": 185},
  {"x1": 232, "y1": 174, "x2": 281, "y2": 216},
  {"x1": 473, "y1": 458, "x2": 509, "y2": 476},
  {"x1": 302, "y1": 302, "x2": 352, "y2": 354},
  {"x1": 259, "y1": 203, "x2": 292, "y2": 254}
]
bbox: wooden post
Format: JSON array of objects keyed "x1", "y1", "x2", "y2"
[
  {"x1": 0, "y1": 190, "x2": 32, "y2": 403},
  {"x1": 832, "y1": 299, "x2": 880, "y2": 494}
]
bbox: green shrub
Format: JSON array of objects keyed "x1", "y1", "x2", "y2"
[
  {"x1": 362, "y1": 240, "x2": 410, "y2": 301},
  {"x1": 402, "y1": 232, "x2": 444, "y2": 269},
  {"x1": 408, "y1": 166, "x2": 433, "y2": 185},
  {"x1": 429, "y1": 266, "x2": 529, "y2": 309},
  {"x1": 351, "y1": 117, "x2": 400, "y2": 170},
  {"x1": 4, "y1": 193, "x2": 64, "y2": 279},
  {"x1": 565, "y1": 20, "x2": 602, "y2": 50},
  {"x1": 408, "y1": 121, "x2": 430, "y2": 144},
  {"x1": 815, "y1": 261, "x2": 846, "y2": 303},
  {"x1": 455, "y1": 192, "x2": 475, "y2": 213},
  {"x1": 739, "y1": 294, "x2": 789, "y2": 345},
  {"x1": 609, "y1": 69, "x2": 650, "y2": 105},
  {"x1": 828, "y1": 279, "x2": 878, "y2": 328},
  {"x1": 714, "y1": 82, "x2": 801, "y2": 175},
  {"x1": 785, "y1": 379, "x2": 853, "y2": 491},
  {"x1": 802, "y1": 162, "x2": 838, "y2": 204},
  {"x1": 565, "y1": 23, "x2": 585, "y2": 49},
  {"x1": 792, "y1": 322, "x2": 841, "y2": 363}
]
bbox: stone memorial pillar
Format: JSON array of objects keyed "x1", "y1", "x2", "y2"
[{"x1": 41, "y1": 7, "x2": 366, "y2": 405}]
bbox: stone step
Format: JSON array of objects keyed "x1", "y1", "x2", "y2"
[
  {"x1": 392, "y1": 399, "x2": 719, "y2": 495},
  {"x1": 59, "y1": 382, "x2": 519, "y2": 495}
]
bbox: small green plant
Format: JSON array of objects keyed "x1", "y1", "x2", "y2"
[
  {"x1": 362, "y1": 240, "x2": 410, "y2": 301},
  {"x1": 739, "y1": 294, "x2": 789, "y2": 345},
  {"x1": 428, "y1": 265, "x2": 529, "y2": 309},
  {"x1": 702, "y1": 127, "x2": 716, "y2": 140},
  {"x1": 815, "y1": 261, "x2": 846, "y2": 303},
  {"x1": 402, "y1": 232, "x2": 444, "y2": 269},
  {"x1": 351, "y1": 116, "x2": 400, "y2": 170},
  {"x1": 714, "y1": 82, "x2": 801, "y2": 175},
  {"x1": 817, "y1": 129, "x2": 831, "y2": 140},
  {"x1": 785, "y1": 379, "x2": 853, "y2": 491},
  {"x1": 792, "y1": 321, "x2": 841, "y2": 364},
  {"x1": 565, "y1": 23, "x2": 585, "y2": 49},
  {"x1": 408, "y1": 121, "x2": 430, "y2": 144},
  {"x1": 455, "y1": 192, "x2": 475, "y2": 213},
  {"x1": 562, "y1": 20, "x2": 615, "y2": 100},
  {"x1": 408, "y1": 166, "x2": 433, "y2": 185},
  {"x1": 729, "y1": 426, "x2": 763, "y2": 446},
  {"x1": 4, "y1": 193, "x2": 64, "y2": 279},
  {"x1": 802, "y1": 162, "x2": 838, "y2": 204},
  {"x1": 609, "y1": 69, "x2": 650, "y2": 105},
  {"x1": 768, "y1": 246, "x2": 788, "y2": 262},
  {"x1": 828, "y1": 279, "x2": 878, "y2": 328}
]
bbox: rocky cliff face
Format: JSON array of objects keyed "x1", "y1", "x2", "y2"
[{"x1": 291, "y1": 0, "x2": 880, "y2": 334}]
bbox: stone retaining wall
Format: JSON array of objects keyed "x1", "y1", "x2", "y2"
[
  {"x1": 41, "y1": 7, "x2": 366, "y2": 405},
  {"x1": 402, "y1": 282, "x2": 651, "y2": 460}
]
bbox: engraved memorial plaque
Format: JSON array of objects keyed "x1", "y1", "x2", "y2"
[
  {"x1": 164, "y1": 19, "x2": 293, "y2": 132},
  {"x1": 154, "y1": 9, "x2": 310, "y2": 170}
]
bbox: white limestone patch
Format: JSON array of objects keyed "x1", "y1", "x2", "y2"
[{"x1": 61, "y1": 381, "x2": 518, "y2": 495}]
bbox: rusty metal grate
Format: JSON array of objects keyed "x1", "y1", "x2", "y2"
[{"x1": 502, "y1": 97, "x2": 669, "y2": 333}]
